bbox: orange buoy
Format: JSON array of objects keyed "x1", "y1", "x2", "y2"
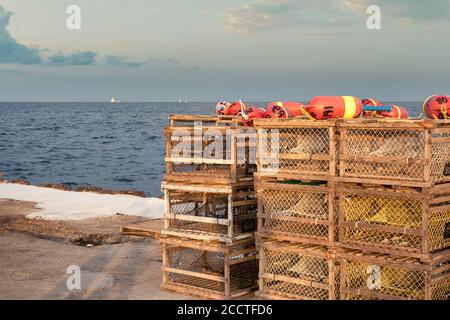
[
  {"x1": 229, "y1": 101, "x2": 247, "y2": 116},
  {"x1": 423, "y1": 95, "x2": 450, "y2": 119},
  {"x1": 379, "y1": 105, "x2": 409, "y2": 119},
  {"x1": 362, "y1": 98, "x2": 383, "y2": 106},
  {"x1": 305, "y1": 96, "x2": 363, "y2": 120},
  {"x1": 215, "y1": 101, "x2": 232, "y2": 115},
  {"x1": 241, "y1": 106, "x2": 266, "y2": 126},
  {"x1": 265, "y1": 101, "x2": 304, "y2": 118}
]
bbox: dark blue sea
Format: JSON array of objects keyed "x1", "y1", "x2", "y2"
[{"x1": 0, "y1": 101, "x2": 422, "y2": 197}]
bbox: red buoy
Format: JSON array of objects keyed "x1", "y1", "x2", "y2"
[
  {"x1": 379, "y1": 105, "x2": 409, "y2": 119},
  {"x1": 265, "y1": 102, "x2": 304, "y2": 118},
  {"x1": 305, "y1": 96, "x2": 363, "y2": 120},
  {"x1": 241, "y1": 106, "x2": 266, "y2": 126},
  {"x1": 362, "y1": 98, "x2": 383, "y2": 106},
  {"x1": 229, "y1": 101, "x2": 247, "y2": 116},
  {"x1": 423, "y1": 95, "x2": 450, "y2": 119},
  {"x1": 215, "y1": 101, "x2": 232, "y2": 115}
]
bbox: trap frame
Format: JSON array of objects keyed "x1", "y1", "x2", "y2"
[
  {"x1": 338, "y1": 183, "x2": 450, "y2": 262},
  {"x1": 253, "y1": 118, "x2": 338, "y2": 182},
  {"x1": 339, "y1": 249, "x2": 449, "y2": 300},
  {"x1": 169, "y1": 114, "x2": 241, "y2": 127},
  {"x1": 255, "y1": 176, "x2": 337, "y2": 247},
  {"x1": 338, "y1": 119, "x2": 450, "y2": 188},
  {"x1": 160, "y1": 236, "x2": 258, "y2": 300},
  {"x1": 164, "y1": 126, "x2": 256, "y2": 185},
  {"x1": 169, "y1": 114, "x2": 219, "y2": 127},
  {"x1": 257, "y1": 240, "x2": 339, "y2": 300},
  {"x1": 161, "y1": 181, "x2": 257, "y2": 244}
]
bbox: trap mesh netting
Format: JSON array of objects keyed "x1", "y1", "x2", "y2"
[
  {"x1": 342, "y1": 193, "x2": 450, "y2": 252},
  {"x1": 430, "y1": 132, "x2": 450, "y2": 182},
  {"x1": 260, "y1": 128, "x2": 331, "y2": 175},
  {"x1": 343, "y1": 259, "x2": 449, "y2": 300},
  {"x1": 260, "y1": 188, "x2": 332, "y2": 240},
  {"x1": 260, "y1": 247, "x2": 337, "y2": 300},
  {"x1": 166, "y1": 245, "x2": 258, "y2": 293},
  {"x1": 167, "y1": 189, "x2": 257, "y2": 235},
  {"x1": 343, "y1": 128, "x2": 450, "y2": 183}
]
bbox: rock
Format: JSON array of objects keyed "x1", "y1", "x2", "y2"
[
  {"x1": 75, "y1": 186, "x2": 103, "y2": 193},
  {"x1": 10, "y1": 179, "x2": 30, "y2": 185},
  {"x1": 38, "y1": 184, "x2": 70, "y2": 191},
  {"x1": 116, "y1": 190, "x2": 146, "y2": 198}
]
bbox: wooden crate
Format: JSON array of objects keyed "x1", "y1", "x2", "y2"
[
  {"x1": 338, "y1": 119, "x2": 450, "y2": 187},
  {"x1": 161, "y1": 181, "x2": 257, "y2": 243},
  {"x1": 120, "y1": 219, "x2": 163, "y2": 239},
  {"x1": 164, "y1": 125, "x2": 256, "y2": 184},
  {"x1": 339, "y1": 249, "x2": 449, "y2": 300},
  {"x1": 253, "y1": 118, "x2": 337, "y2": 182},
  {"x1": 338, "y1": 183, "x2": 450, "y2": 261},
  {"x1": 169, "y1": 114, "x2": 219, "y2": 127},
  {"x1": 257, "y1": 240, "x2": 339, "y2": 300},
  {"x1": 216, "y1": 115, "x2": 242, "y2": 127},
  {"x1": 160, "y1": 236, "x2": 258, "y2": 300},
  {"x1": 255, "y1": 176, "x2": 337, "y2": 247},
  {"x1": 169, "y1": 114, "x2": 242, "y2": 127}
]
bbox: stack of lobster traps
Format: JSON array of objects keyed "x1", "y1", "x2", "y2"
[
  {"x1": 252, "y1": 118, "x2": 340, "y2": 300},
  {"x1": 160, "y1": 114, "x2": 259, "y2": 299},
  {"x1": 337, "y1": 119, "x2": 450, "y2": 300}
]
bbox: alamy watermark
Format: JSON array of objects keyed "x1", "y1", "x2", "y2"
[
  {"x1": 66, "y1": 265, "x2": 81, "y2": 290},
  {"x1": 367, "y1": 5, "x2": 381, "y2": 30},
  {"x1": 66, "y1": 5, "x2": 81, "y2": 30}
]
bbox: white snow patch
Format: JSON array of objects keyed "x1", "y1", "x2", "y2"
[{"x1": 0, "y1": 182, "x2": 163, "y2": 220}]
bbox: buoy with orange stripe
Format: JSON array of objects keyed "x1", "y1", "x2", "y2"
[
  {"x1": 423, "y1": 95, "x2": 450, "y2": 119},
  {"x1": 304, "y1": 96, "x2": 363, "y2": 120},
  {"x1": 362, "y1": 98, "x2": 383, "y2": 106},
  {"x1": 379, "y1": 105, "x2": 409, "y2": 119},
  {"x1": 215, "y1": 101, "x2": 232, "y2": 115},
  {"x1": 241, "y1": 106, "x2": 266, "y2": 126},
  {"x1": 265, "y1": 101, "x2": 304, "y2": 118}
]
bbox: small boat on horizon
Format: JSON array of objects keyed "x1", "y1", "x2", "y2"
[{"x1": 110, "y1": 97, "x2": 120, "y2": 103}]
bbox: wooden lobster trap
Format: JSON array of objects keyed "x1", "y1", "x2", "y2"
[
  {"x1": 339, "y1": 119, "x2": 450, "y2": 187},
  {"x1": 257, "y1": 240, "x2": 339, "y2": 300},
  {"x1": 339, "y1": 249, "x2": 449, "y2": 300},
  {"x1": 164, "y1": 125, "x2": 256, "y2": 184},
  {"x1": 169, "y1": 114, "x2": 241, "y2": 127},
  {"x1": 161, "y1": 181, "x2": 257, "y2": 243},
  {"x1": 169, "y1": 114, "x2": 219, "y2": 127},
  {"x1": 255, "y1": 176, "x2": 337, "y2": 247},
  {"x1": 160, "y1": 236, "x2": 258, "y2": 299},
  {"x1": 338, "y1": 183, "x2": 450, "y2": 261},
  {"x1": 253, "y1": 118, "x2": 338, "y2": 181}
]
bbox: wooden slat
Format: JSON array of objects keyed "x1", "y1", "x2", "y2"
[{"x1": 120, "y1": 219, "x2": 163, "y2": 239}]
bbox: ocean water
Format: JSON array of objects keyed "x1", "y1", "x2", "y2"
[{"x1": 0, "y1": 101, "x2": 422, "y2": 197}]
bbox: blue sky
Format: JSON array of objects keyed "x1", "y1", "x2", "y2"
[{"x1": 0, "y1": 0, "x2": 450, "y2": 101}]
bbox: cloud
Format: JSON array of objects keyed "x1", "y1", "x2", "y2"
[
  {"x1": 0, "y1": 5, "x2": 178, "y2": 68},
  {"x1": 223, "y1": 0, "x2": 354, "y2": 34},
  {"x1": 0, "y1": 6, "x2": 42, "y2": 64},
  {"x1": 342, "y1": 0, "x2": 450, "y2": 21},
  {"x1": 46, "y1": 51, "x2": 97, "y2": 66},
  {"x1": 224, "y1": 0, "x2": 450, "y2": 34},
  {"x1": 105, "y1": 55, "x2": 143, "y2": 67}
]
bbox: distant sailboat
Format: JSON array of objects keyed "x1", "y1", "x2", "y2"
[{"x1": 110, "y1": 97, "x2": 120, "y2": 103}]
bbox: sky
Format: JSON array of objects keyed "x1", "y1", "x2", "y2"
[{"x1": 0, "y1": 0, "x2": 450, "y2": 101}]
